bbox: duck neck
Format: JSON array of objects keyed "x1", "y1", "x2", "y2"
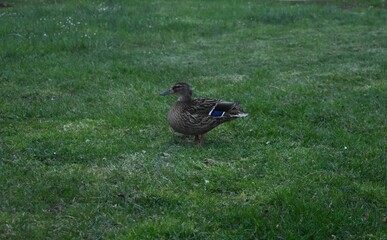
[{"x1": 178, "y1": 93, "x2": 192, "y2": 102}]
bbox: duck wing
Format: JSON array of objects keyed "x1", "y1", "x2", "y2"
[
  {"x1": 185, "y1": 98, "x2": 218, "y2": 116},
  {"x1": 186, "y1": 98, "x2": 240, "y2": 118}
]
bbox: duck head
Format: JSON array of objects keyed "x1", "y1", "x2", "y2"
[{"x1": 161, "y1": 82, "x2": 193, "y2": 101}]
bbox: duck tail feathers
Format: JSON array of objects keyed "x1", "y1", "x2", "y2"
[{"x1": 230, "y1": 112, "x2": 249, "y2": 118}]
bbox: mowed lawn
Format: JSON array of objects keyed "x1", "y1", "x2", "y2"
[{"x1": 0, "y1": 0, "x2": 386, "y2": 239}]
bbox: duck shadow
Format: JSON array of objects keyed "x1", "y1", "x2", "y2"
[{"x1": 169, "y1": 134, "x2": 234, "y2": 148}]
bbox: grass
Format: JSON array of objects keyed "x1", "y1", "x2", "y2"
[{"x1": 1, "y1": 0, "x2": 386, "y2": 239}]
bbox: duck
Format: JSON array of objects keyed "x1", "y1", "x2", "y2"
[{"x1": 161, "y1": 82, "x2": 248, "y2": 145}]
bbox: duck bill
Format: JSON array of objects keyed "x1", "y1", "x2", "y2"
[{"x1": 160, "y1": 89, "x2": 174, "y2": 96}]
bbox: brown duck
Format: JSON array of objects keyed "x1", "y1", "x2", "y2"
[{"x1": 161, "y1": 82, "x2": 248, "y2": 144}]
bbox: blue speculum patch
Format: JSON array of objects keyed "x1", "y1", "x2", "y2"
[{"x1": 210, "y1": 110, "x2": 225, "y2": 117}]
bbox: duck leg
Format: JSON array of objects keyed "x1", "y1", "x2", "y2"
[
  {"x1": 195, "y1": 134, "x2": 205, "y2": 146},
  {"x1": 199, "y1": 134, "x2": 206, "y2": 145}
]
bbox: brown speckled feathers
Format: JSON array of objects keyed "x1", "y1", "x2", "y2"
[{"x1": 161, "y1": 82, "x2": 248, "y2": 144}]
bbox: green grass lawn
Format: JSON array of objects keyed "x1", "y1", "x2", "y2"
[{"x1": 1, "y1": 0, "x2": 386, "y2": 239}]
